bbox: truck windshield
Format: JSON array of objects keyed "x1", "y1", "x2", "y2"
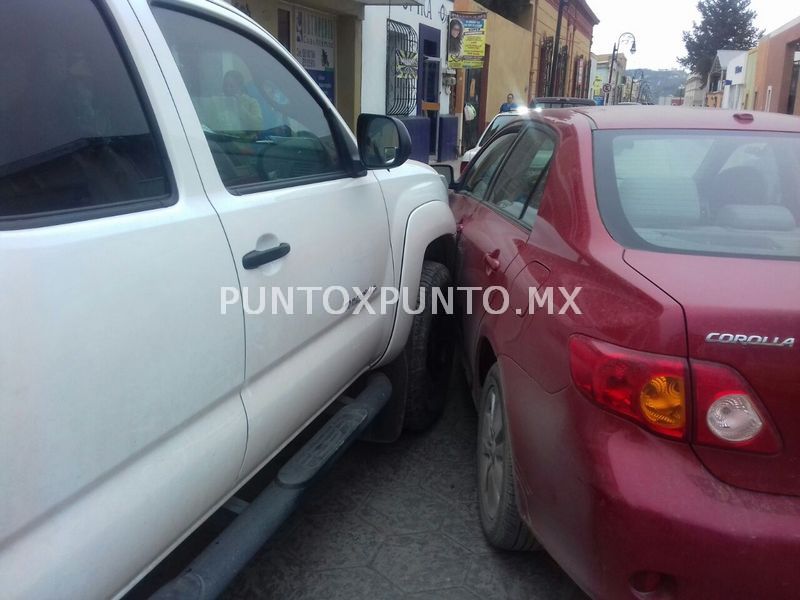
[{"x1": 594, "y1": 130, "x2": 800, "y2": 260}]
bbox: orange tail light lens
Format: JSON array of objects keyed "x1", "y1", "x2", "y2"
[
  {"x1": 569, "y1": 335, "x2": 689, "y2": 440},
  {"x1": 640, "y1": 375, "x2": 686, "y2": 431}
]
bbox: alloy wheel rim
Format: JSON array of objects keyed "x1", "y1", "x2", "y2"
[{"x1": 480, "y1": 385, "x2": 505, "y2": 520}]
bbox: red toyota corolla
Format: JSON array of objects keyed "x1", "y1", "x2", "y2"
[{"x1": 448, "y1": 107, "x2": 800, "y2": 599}]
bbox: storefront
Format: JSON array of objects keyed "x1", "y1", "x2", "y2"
[
  {"x1": 234, "y1": 0, "x2": 410, "y2": 129},
  {"x1": 361, "y1": 1, "x2": 459, "y2": 162},
  {"x1": 754, "y1": 17, "x2": 800, "y2": 115}
]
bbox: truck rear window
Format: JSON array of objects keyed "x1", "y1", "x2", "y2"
[{"x1": 593, "y1": 130, "x2": 800, "y2": 260}]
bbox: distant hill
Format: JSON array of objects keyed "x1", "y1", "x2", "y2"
[{"x1": 625, "y1": 69, "x2": 689, "y2": 101}]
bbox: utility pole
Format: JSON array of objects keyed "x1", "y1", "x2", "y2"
[{"x1": 547, "y1": 0, "x2": 568, "y2": 97}]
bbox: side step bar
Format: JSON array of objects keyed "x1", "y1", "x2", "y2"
[{"x1": 151, "y1": 373, "x2": 392, "y2": 600}]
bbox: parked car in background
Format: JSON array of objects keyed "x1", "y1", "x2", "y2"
[
  {"x1": 0, "y1": 1, "x2": 455, "y2": 597},
  {"x1": 528, "y1": 96, "x2": 598, "y2": 109},
  {"x1": 446, "y1": 106, "x2": 800, "y2": 599},
  {"x1": 458, "y1": 110, "x2": 528, "y2": 174}
]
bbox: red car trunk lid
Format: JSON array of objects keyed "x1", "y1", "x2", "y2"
[{"x1": 624, "y1": 249, "x2": 800, "y2": 497}]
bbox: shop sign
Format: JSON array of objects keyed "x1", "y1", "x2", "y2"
[
  {"x1": 447, "y1": 12, "x2": 487, "y2": 69},
  {"x1": 294, "y1": 8, "x2": 335, "y2": 102}
]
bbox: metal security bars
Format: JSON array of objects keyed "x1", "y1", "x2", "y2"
[{"x1": 386, "y1": 19, "x2": 418, "y2": 115}]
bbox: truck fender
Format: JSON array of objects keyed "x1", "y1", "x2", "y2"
[{"x1": 375, "y1": 199, "x2": 456, "y2": 367}]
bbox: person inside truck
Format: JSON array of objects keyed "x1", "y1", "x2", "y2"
[{"x1": 221, "y1": 69, "x2": 263, "y2": 133}]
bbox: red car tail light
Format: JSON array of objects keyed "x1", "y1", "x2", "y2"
[
  {"x1": 691, "y1": 360, "x2": 781, "y2": 454},
  {"x1": 569, "y1": 335, "x2": 688, "y2": 440}
]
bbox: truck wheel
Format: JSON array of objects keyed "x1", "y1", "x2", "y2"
[
  {"x1": 403, "y1": 260, "x2": 454, "y2": 432},
  {"x1": 477, "y1": 363, "x2": 540, "y2": 551}
]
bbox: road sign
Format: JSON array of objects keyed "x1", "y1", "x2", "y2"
[{"x1": 602, "y1": 83, "x2": 612, "y2": 94}]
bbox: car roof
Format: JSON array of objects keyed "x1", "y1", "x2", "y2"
[
  {"x1": 533, "y1": 96, "x2": 596, "y2": 105},
  {"x1": 490, "y1": 110, "x2": 530, "y2": 120},
  {"x1": 551, "y1": 105, "x2": 800, "y2": 132}
]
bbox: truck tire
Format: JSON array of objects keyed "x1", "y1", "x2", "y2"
[
  {"x1": 403, "y1": 260, "x2": 454, "y2": 432},
  {"x1": 477, "y1": 363, "x2": 540, "y2": 551}
]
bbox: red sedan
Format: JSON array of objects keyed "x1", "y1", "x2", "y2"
[{"x1": 449, "y1": 107, "x2": 800, "y2": 599}]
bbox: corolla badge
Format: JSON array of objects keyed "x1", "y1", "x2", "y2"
[{"x1": 705, "y1": 332, "x2": 795, "y2": 348}]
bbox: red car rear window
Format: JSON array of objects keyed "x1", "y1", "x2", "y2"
[{"x1": 593, "y1": 130, "x2": 800, "y2": 260}]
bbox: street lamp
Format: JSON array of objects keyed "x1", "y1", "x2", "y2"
[
  {"x1": 607, "y1": 32, "x2": 636, "y2": 105},
  {"x1": 629, "y1": 69, "x2": 643, "y2": 102}
]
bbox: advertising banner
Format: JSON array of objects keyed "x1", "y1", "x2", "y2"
[
  {"x1": 293, "y1": 8, "x2": 335, "y2": 103},
  {"x1": 447, "y1": 12, "x2": 487, "y2": 69}
]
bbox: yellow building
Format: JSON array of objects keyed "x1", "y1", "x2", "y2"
[
  {"x1": 742, "y1": 48, "x2": 759, "y2": 110},
  {"x1": 454, "y1": 0, "x2": 534, "y2": 136},
  {"x1": 452, "y1": 0, "x2": 598, "y2": 150},
  {"x1": 530, "y1": 0, "x2": 598, "y2": 99}
]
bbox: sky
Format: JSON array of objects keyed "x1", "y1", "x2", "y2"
[{"x1": 587, "y1": 0, "x2": 800, "y2": 70}]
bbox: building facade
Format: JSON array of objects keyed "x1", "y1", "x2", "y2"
[
  {"x1": 742, "y1": 48, "x2": 759, "y2": 110},
  {"x1": 705, "y1": 49, "x2": 747, "y2": 108},
  {"x1": 529, "y1": 0, "x2": 598, "y2": 100},
  {"x1": 595, "y1": 52, "x2": 627, "y2": 105},
  {"x1": 453, "y1": 0, "x2": 533, "y2": 151},
  {"x1": 450, "y1": 0, "x2": 598, "y2": 152},
  {"x1": 233, "y1": 0, "x2": 386, "y2": 129},
  {"x1": 683, "y1": 73, "x2": 705, "y2": 107},
  {"x1": 361, "y1": 1, "x2": 458, "y2": 161},
  {"x1": 753, "y1": 16, "x2": 800, "y2": 115},
  {"x1": 227, "y1": 0, "x2": 599, "y2": 158},
  {"x1": 722, "y1": 50, "x2": 748, "y2": 110}
]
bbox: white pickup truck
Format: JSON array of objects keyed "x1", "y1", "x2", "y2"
[{"x1": 0, "y1": 1, "x2": 455, "y2": 597}]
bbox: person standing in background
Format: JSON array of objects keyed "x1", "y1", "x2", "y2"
[{"x1": 500, "y1": 93, "x2": 518, "y2": 113}]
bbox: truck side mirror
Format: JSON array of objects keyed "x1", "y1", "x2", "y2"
[{"x1": 357, "y1": 114, "x2": 412, "y2": 170}]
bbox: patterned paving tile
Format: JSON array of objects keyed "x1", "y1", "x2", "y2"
[
  {"x1": 439, "y1": 500, "x2": 495, "y2": 555},
  {"x1": 372, "y1": 532, "x2": 472, "y2": 593},
  {"x1": 361, "y1": 483, "x2": 453, "y2": 536},
  {"x1": 279, "y1": 511, "x2": 386, "y2": 570}
]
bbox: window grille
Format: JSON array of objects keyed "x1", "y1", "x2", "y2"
[
  {"x1": 386, "y1": 19, "x2": 418, "y2": 115},
  {"x1": 537, "y1": 37, "x2": 553, "y2": 96}
]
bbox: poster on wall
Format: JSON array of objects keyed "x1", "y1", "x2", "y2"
[
  {"x1": 294, "y1": 8, "x2": 335, "y2": 103},
  {"x1": 395, "y1": 50, "x2": 419, "y2": 80},
  {"x1": 447, "y1": 11, "x2": 487, "y2": 69}
]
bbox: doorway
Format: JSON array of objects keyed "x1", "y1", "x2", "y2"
[
  {"x1": 788, "y1": 44, "x2": 800, "y2": 115},
  {"x1": 418, "y1": 24, "x2": 441, "y2": 157}
]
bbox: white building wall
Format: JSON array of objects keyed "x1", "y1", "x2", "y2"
[
  {"x1": 723, "y1": 51, "x2": 748, "y2": 110},
  {"x1": 361, "y1": 2, "x2": 454, "y2": 116}
]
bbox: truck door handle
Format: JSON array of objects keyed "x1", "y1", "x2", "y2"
[
  {"x1": 242, "y1": 243, "x2": 291, "y2": 270},
  {"x1": 484, "y1": 253, "x2": 501, "y2": 272}
]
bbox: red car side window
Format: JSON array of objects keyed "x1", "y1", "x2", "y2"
[
  {"x1": 488, "y1": 128, "x2": 555, "y2": 226},
  {"x1": 461, "y1": 133, "x2": 516, "y2": 201}
]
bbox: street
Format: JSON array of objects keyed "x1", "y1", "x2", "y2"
[{"x1": 223, "y1": 365, "x2": 586, "y2": 600}]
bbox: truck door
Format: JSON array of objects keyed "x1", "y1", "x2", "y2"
[
  {"x1": 142, "y1": 2, "x2": 393, "y2": 477},
  {"x1": 0, "y1": 1, "x2": 246, "y2": 597}
]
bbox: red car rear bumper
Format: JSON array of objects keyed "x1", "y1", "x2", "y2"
[{"x1": 500, "y1": 356, "x2": 800, "y2": 600}]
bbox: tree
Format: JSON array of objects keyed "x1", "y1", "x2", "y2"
[{"x1": 679, "y1": 0, "x2": 763, "y2": 80}]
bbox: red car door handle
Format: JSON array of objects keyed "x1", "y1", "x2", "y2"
[{"x1": 484, "y1": 253, "x2": 501, "y2": 271}]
